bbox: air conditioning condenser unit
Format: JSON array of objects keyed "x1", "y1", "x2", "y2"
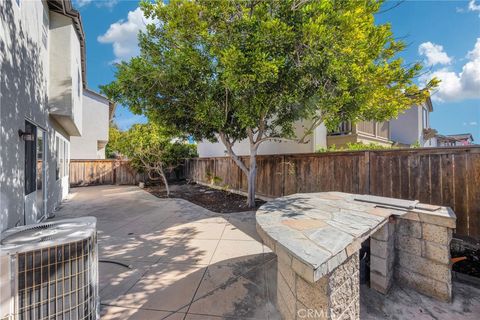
[{"x1": 0, "y1": 217, "x2": 98, "y2": 320}]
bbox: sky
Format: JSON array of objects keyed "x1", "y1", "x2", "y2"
[{"x1": 75, "y1": 0, "x2": 480, "y2": 142}]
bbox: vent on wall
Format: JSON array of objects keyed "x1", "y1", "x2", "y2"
[{"x1": 0, "y1": 217, "x2": 98, "y2": 320}]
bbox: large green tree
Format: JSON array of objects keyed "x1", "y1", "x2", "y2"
[{"x1": 102, "y1": 0, "x2": 437, "y2": 207}]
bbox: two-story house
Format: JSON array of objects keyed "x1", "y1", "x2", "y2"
[
  {"x1": 0, "y1": 0, "x2": 109, "y2": 232},
  {"x1": 70, "y1": 89, "x2": 115, "y2": 159},
  {"x1": 326, "y1": 121, "x2": 391, "y2": 147},
  {"x1": 390, "y1": 97, "x2": 437, "y2": 147},
  {"x1": 196, "y1": 97, "x2": 435, "y2": 157}
]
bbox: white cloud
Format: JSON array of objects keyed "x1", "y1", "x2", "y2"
[
  {"x1": 420, "y1": 38, "x2": 480, "y2": 102},
  {"x1": 75, "y1": 0, "x2": 118, "y2": 8},
  {"x1": 463, "y1": 121, "x2": 478, "y2": 126},
  {"x1": 418, "y1": 42, "x2": 452, "y2": 66},
  {"x1": 469, "y1": 0, "x2": 480, "y2": 15},
  {"x1": 75, "y1": 0, "x2": 93, "y2": 7},
  {"x1": 98, "y1": 8, "x2": 154, "y2": 62}
]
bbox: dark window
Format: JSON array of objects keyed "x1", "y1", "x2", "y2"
[
  {"x1": 422, "y1": 108, "x2": 428, "y2": 129},
  {"x1": 56, "y1": 137, "x2": 60, "y2": 180},
  {"x1": 24, "y1": 121, "x2": 37, "y2": 195}
]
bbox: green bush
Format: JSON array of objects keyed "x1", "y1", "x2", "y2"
[{"x1": 316, "y1": 142, "x2": 393, "y2": 153}]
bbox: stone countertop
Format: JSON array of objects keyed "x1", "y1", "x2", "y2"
[{"x1": 256, "y1": 192, "x2": 455, "y2": 283}]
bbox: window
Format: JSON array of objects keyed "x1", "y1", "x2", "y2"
[
  {"x1": 55, "y1": 137, "x2": 60, "y2": 180},
  {"x1": 25, "y1": 121, "x2": 37, "y2": 194},
  {"x1": 422, "y1": 107, "x2": 428, "y2": 129},
  {"x1": 64, "y1": 141, "x2": 69, "y2": 177},
  {"x1": 36, "y1": 131, "x2": 44, "y2": 191},
  {"x1": 55, "y1": 135, "x2": 70, "y2": 180}
]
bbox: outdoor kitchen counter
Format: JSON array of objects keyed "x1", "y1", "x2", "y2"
[
  {"x1": 256, "y1": 192, "x2": 456, "y2": 283},
  {"x1": 256, "y1": 192, "x2": 389, "y2": 283},
  {"x1": 256, "y1": 192, "x2": 456, "y2": 320}
]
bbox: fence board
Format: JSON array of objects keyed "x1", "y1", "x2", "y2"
[
  {"x1": 69, "y1": 160, "x2": 144, "y2": 187},
  {"x1": 185, "y1": 147, "x2": 480, "y2": 241}
]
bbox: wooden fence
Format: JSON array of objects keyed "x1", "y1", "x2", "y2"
[
  {"x1": 185, "y1": 147, "x2": 480, "y2": 241},
  {"x1": 69, "y1": 160, "x2": 144, "y2": 187}
]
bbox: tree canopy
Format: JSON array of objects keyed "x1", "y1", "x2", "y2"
[
  {"x1": 106, "y1": 122, "x2": 197, "y2": 194},
  {"x1": 102, "y1": 0, "x2": 438, "y2": 206}
]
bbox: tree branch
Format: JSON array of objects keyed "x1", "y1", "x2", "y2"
[{"x1": 219, "y1": 131, "x2": 249, "y2": 175}]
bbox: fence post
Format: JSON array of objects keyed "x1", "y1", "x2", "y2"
[
  {"x1": 113, "y1": 160, "x2": 117, "y2": 185},
  {"x1": 365, "y1": 151, "x2": 371, "y2": 195},
  {"x1": 282, "y1": 154, "x2": 286, "y2": 196}
]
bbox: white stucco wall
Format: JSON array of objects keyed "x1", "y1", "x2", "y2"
[
  {"x1": 48, "y1": 11, "x2": 83, "y2": 136},
  {"x1": 197, "y1": 120, "x2": 327, "y2": 157},
  {"x1": 391, "y1": 104, "x2": 435, "y2": 147},
  {"x1": 0, "y1": 0, "x2": 78, "y2": 231},
  {"x1": 70, "y1": 90, "x2": 110, "y2": 159},
  {"x1": 390, "y1": 106, "x2": 421, "y2": 146}
]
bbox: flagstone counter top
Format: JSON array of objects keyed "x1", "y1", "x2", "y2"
[{"x1": 255, "y1": 192, "x2": 455, "y2": 283}]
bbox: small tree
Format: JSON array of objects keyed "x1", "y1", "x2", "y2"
[
  {"x1": 109, "y1": 123, "x2": 197, "y2": 195},
  {"x1": 102, "y1": 0, "x2": 437, "y2": 207},
  {"x1": 106, "y1": 124, "x2": 124, "y2": 159}
]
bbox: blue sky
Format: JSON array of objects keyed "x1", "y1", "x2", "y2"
[{"x1": 75, "y1": 0, "x2": 480, "y2": 141}]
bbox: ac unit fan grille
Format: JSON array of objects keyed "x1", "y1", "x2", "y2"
[{"x1": 15, "y1": 235, "x2": 96, "y2": 320}]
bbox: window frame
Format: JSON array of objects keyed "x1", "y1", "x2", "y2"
[
  {"x1": 55, "y1": 134, "x2": 70, "y2": 180},
  {"x1": 422, "y1": 107, "x2": 428, "y2": 129}
]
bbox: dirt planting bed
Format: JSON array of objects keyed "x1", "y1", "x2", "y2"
[{"x1": 145, "y1": 181, "x2": 265, "y2": 213}]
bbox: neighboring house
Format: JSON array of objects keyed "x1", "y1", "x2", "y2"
[
  {"x1": 197, "y1": 97, "x2": 438, "y2": 157},
  {"x1": 70, "y1": 89, "x2": 115, "y2": 159},
  {"x1": 326, "y1": 120, "x2": 391, "y2": 147},
  {"x1": 0, "y1": 0, "x2": 87, "y2": 231},
  {"x1": 436, "y1": 133, "x2": 475, "y2": 147},
  {"x1": 390, "y1": 97, "x2": 437, "y2": 147},
  {"x1": 197, "y1": 118, "x2": 391, "y2": 157},
  {"x1": 197, "y1": 120, "x2": 328, "y2": 157}
]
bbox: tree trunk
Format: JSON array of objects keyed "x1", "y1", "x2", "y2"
[
  {"x1": 158, "y1": 169, "x2": 170, "y2": 197},
  {"x1": 246, "y1": 148, "x2": 258, "y2": 208},
  {"x1": 218, "y1": 132, "x2": 258, "y2": 208}
]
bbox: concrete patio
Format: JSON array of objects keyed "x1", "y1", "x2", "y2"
[{"x1": 53, "y1": 185, "x2": 480, "y2": 320}]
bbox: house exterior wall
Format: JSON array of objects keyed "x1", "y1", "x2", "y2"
[
  {"x1": 390, "y1": 104, "x2": 436, "y2": 147},
  {"x1": 0, "y1": 0, "x2": 80, "y2": 232},
  {"x1": 390, "y1": 106, "x2": 421, "y2": 146},
  {"x1": 70, "y1": 90, "x2": 110, "y2": 159},
  {"x1": 197, "y1": 120, "x2": 327, "y2": 157},
  {"x1": 48, "y1": 11, "x2": 83, "y2": 136}
]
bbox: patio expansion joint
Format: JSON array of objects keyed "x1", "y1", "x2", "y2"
[
  {"x1": 180, "y1": 222, "x2": 227, "y2": 319},
  {"x1": 181, "y1": 255, "x2": 275, "y2": 319}
]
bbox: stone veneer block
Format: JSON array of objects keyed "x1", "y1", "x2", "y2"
[
  {"x1": 423, "y1": 241, "x2": 450, "y2": 264},
  {"x1": 370, "y1": 221, "x2": 395, "y2": 295},
  {"x1": 371, "y1": 223, "x2": 394, "y2": 241},
  {"x1": 395, "y1": 267, "x2": 452, "y2": 302},
  {"x1": 397, "y1": 250, "x2": 451, "y2": 282},
  {"x1": 423, "y1": 223, "x2": 450, "y2": 245},
  {"x1": 370, "y1": 255, "x2": 389, "y2": 277},
  {"x1": 279, "y1": 259, "x2": 296, "y2": 290},
  {"x1": 396, "y1": 219, "x2": 422, "y2": 239},
  {"x1": 395, "y1": 234, "x2": 422, "y2": 256},
  {"x1": 394, "y1": 213, "x2": 454, "y2": 302}
]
